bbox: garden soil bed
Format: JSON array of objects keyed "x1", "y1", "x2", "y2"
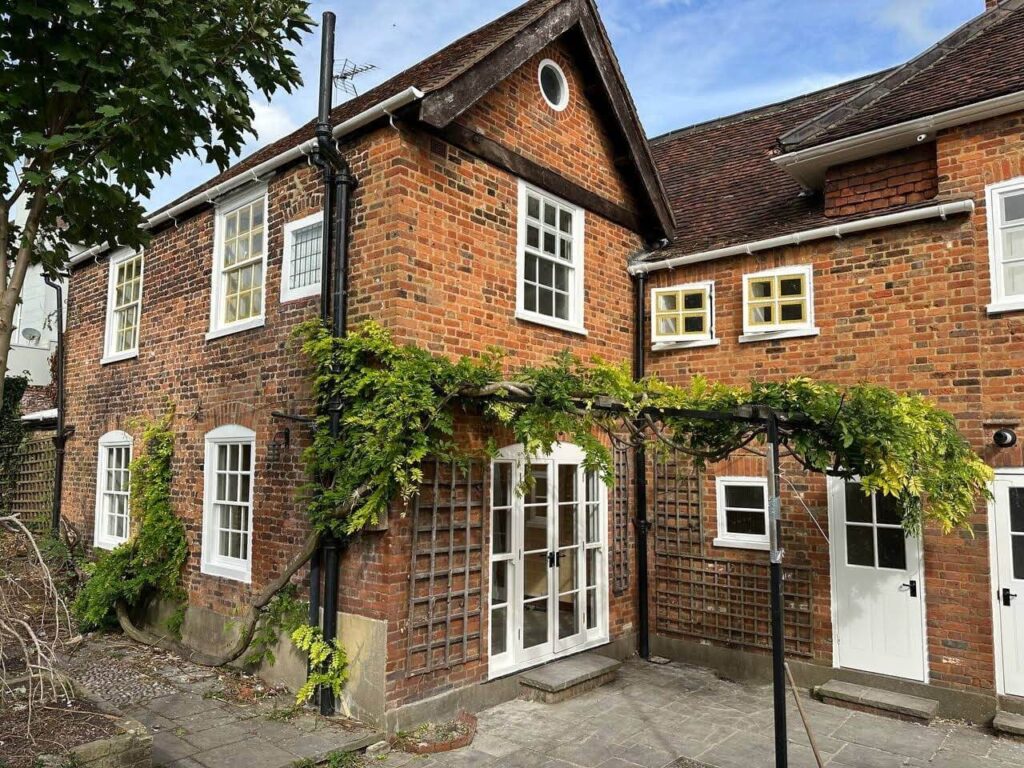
[{"x1": 0, "y1": 694, "x2": 122, "y2": 768}]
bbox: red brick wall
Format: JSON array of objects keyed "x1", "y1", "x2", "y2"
[
  {"x1": 64, "y1": 40, "x2": 643, "y2": 712},
  {"x1": 824, "y1": 143, "x2": 938, "y2": 217},
  {"x1": 644, "y1": 110, "x2": 1024, "y2": 696}
]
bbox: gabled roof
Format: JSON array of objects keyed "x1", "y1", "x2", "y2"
[
  {"x1": 154, "y1": 0, "x2": 674, "y2": 238},
  {"x1": 779, "y1": 0, "x2": 1024, "y2": 152},
  {"x1": 647, "y1": 72, "x2": 897, "y2": 258}
]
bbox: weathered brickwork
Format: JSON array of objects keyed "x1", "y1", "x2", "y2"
[
  {"x1": 646, "y1": 110, "x2": 1024, "y2": 696},
  {"x1": 824, "y1": 142, "x2": 938, "y2": 217},
  {"x1": 64, "y1": 42, "x2": 643, "y2": 713}
]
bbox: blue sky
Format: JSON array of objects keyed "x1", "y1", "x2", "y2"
[{"x1": 145, "y1": 0, "x2": 984, "y2": 210}]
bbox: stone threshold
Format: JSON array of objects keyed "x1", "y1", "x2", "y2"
[
  {"x1": 815, "y1": 679, "x2": 938, "y2": 723},
  {"x1": 519, "y1": 652, "x2": 621, "y2": 703}
]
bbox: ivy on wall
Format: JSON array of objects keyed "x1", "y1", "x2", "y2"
[
  {"x1": 74, "y1": 411, "x2": 188, "y2": 630},
  {"x1": 299, "y1": 320, "x2": 992, "y2": 538}
]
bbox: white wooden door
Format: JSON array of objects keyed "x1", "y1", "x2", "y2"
[
  {"x1": 992, "y1": 475, "x2": 1024, "y2": 696},
  {"x1": 829, "y1": 478, "x2": 926, "y2": 681}
]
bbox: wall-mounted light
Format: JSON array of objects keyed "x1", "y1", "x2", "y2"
[{"x1": 267, "y1": 427, "x2": 291, "y2": 463}]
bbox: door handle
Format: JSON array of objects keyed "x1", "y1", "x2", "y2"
[
  {"x1": 1003, "y1": 587, "x2": 1018, "y2": 607},
  {"x1": 901, "y1": 580, "x2": 917, "y2": 598},
  {"x1": 546, "y1": 551, "x2": 565, "y2": 568}
]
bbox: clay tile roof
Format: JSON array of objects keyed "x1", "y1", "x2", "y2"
[
  {"x1": 780, "y1": 1, "x2": 1024, "y2": 152},
  {"x1": 648, "y1": 71, "x2": 899, "y2": 257},
  {"x1": 153, "y1": 0, "x2": 562, "y2": 217}
]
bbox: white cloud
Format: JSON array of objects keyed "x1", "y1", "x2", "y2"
[
  {"x1": 249, "y1": 100, "x2": 300, "y2": 144},
  {"x1": 877, "y1": 0, "x2": 953, "y2": 46}
]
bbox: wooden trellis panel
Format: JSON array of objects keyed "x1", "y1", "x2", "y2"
[
  {"x1": 406, "y1": 459, "x2": 485, "y2": 677},
  {"x1": 654, "y1": 556, "x2": 814, "y2": 657},
  {"x1": 7, "y1": 432, "x2": 54, "y2": 531},
  {"x1": 651, "y1": 448, "x2": 702, "y2": 556},
  {"x1": 611, "y1": 442, "x2": 631, "y2": 595}
]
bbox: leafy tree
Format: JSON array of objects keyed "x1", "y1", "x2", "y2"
[{"x1": 0, "y1": 0, "x2": 314, "y2": 402}]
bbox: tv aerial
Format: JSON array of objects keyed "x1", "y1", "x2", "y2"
[{"x1": 334, "y1": 59, "x2": 377, "y2": 98}]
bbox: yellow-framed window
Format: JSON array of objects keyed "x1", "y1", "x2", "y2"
[
  {"x1": 651, "y1": 282, "x2": 712, "y2": 343},
  {"x1": 744, "y1": 268, "x2": 811, "y2": 332}
]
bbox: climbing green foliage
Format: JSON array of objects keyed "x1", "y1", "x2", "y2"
[
  {"x1": 300, "y1": 321, "x2": 991, "y2": 538},
  {"x1": 246, "y1": 583, "x2": 308, "y2": 667},
  {"x1": 74, "y1": 411, "x2": 187, "y2": 630},
  {"x1": 291, "y1": 623, "x2": 348, "y2": 705},
  {"x1": 0, "y1": 375, "x2": 27, "y2": 514}
]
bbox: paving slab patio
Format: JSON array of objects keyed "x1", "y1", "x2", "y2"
[
  {"x1": 406, "y1": 659, "x2": 1024, "y2": 768},
  {"x1": 63, "y1": 634, "x2": 380, "y2": 768}
]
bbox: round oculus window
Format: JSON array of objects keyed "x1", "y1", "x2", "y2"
[{"x1": 538, "y1": 59, "x2": 569, "y2": 111}]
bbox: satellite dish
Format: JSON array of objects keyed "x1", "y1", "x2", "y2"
[{"x1": 21, "y1": 327, "x2": 41, "y2": 344}]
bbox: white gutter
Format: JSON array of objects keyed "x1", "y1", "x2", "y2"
[
  {"x1": 628, "y1": 199, "x2": 975, "y2": 276},
  {"x1": 773, "y1": 90, "x2": 1024, "y2": 189},
  {"x1": 70, "y1": 86, "x2": 424, "y2": 266}
]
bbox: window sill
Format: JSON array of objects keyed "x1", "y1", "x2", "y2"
[
  {"x1": 713, "y1": 537, "x2": 769, "y2": 551},
  {"x1": 101, "y1": 350, "x2": 138, "y2": 366},
  {"x1": 652, "y1": 338, "x2": 720, "y2": 352},
  {"x1": 281, "y1": 286, "x2": 322, "y2": 304},
  {"x1": 200, "y1": 560, "x2": 252, "y2": 583},
  {"x1": 515, "y1": 310, "x2": 587, "y2": 336},
  {"x1": 93, "y1": 537, "x2": 128, "y2": 551},
  {"x1": 739, "y1": 328, "x2": 820, "y2": 344},
  {"x1": 205, "y1": 316, "x2": 265, "y2": 342},
  {"x1": 987, "y1": 300, "x2": 1024, "y2": 316}
]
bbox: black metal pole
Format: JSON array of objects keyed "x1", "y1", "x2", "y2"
[
  {"x1": 632, "y1": 273, "x2": 650, "y2": 659},
  {"x1": 43, "y1": 274, "x2": 65, "y2": 534},
  {"x1": 319, "y1": 535, "x2": 339, "y2": 716},
  {"x1": 766, "y1": 411, "x2": 788, "y2": 767}
]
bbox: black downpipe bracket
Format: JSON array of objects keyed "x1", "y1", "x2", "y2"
[
  {"x1": 43, "y1": 274, "x2": 67, "y2": 534},
  {"x1": 631, "y1": 273, "x2": 650, "y2": 660},
  {"x1": 312, "y1": 10, "x2": 358, "y2": 717}
]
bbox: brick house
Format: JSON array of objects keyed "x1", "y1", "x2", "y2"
[{"x1": 60, "y1": 0, "x2": 1024, "y2": 727}]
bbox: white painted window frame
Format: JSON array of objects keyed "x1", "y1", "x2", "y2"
[
  {"x1": 650, "y1": 280, "x2": 718, "y2": 349},
  {"x1": 280, "y1": 212, "x2": 324, "y2": 303},
  {"x1": 94, "y1": 430, "x2": 133, "y2": 550},
  {"x1": 537, "y1": 59, "x2": 569, "y2": 112},
  {"x1": 488, "y1": 442, "x2": 609, "y2": 679},
  {"x1": 515, "y1": 180, "x2": 587, "y2": 336},
  {"x1": 101, "y1": 248, "x2": 144, "y2": 364},
  {"x1": 713, "y1": 476, "x2": 770, "y2": 551},
  {"x1": 207, "y1": 184, "x2": 269, "y2": 341},
  {"x1": 987, "y1": 177, "x2": 1024, "y2": 314},
  {"x1": 201, "y1": 424, "x2": 256, "y2": 583},
  {"x1": 740, "y1": 264, "x2": 818, "y2": 343}
]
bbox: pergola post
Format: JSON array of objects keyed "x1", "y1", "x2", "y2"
[{"x1": 765, "y1": 410, "x2": 788, "y2": 767}]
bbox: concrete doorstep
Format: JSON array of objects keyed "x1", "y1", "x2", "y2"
[{"x1": 815, "y1": 679, "x2": 939, "y2": 724}]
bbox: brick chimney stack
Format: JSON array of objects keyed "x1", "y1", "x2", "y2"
[{"x1": 987, "y1": 0, "x2": 1000, "y2": 8}]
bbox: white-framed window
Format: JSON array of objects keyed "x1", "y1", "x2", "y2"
[
  {"x1": 987, "y1": 177, "x2": 1024, "y2": 314},
  {"x1": 280, "y1": 212, "x2": 324, "y2": 302},
  {"x1": 714, "y1": 476, "x2": 769, "y2": 550},
  {"x1": 740, "y1": 264, "x2": 817, "y2": 342},
  {"x1": 102, "y1": 249, "x2": 143, "y2": 363},
  {"x1": 537, "y1": 59, "x2": 569, "y2": 112},
  {"x1": 201, "y1": 425, "x2": 255, "y2": 582},
  {"x1": 650, "y1": 281, "x2": 717, "y2": 348},
  {"x1": 207, "y1": 186, "x2": 267, "y2": 340},
  {"x1": 94, "y1": 430, "x2": 132, "y2": 550},
  {"x1": 516, "y1": 180, "x2": 586, "y2": 335}
]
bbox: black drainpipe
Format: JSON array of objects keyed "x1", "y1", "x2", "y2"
[
  {"x1": 43, "y1": 273, "x2": 68, "y2": 534},
  {"x1": 311, "y1": 10, "x2": 357, "y2": 717},
  {"x1": 632, "y1": 272, "x2": 650, "y2": 659}
]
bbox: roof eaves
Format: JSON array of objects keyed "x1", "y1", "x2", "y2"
[{"x1": 778, "y1": 0, "x2": 1024, "y2": 151}]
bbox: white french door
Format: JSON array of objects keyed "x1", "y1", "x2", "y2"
[
  {"x1": 992, "y1": 473, "x2": 1024, "y2": 696},
  {"x1": 828, "y1": 478, "x2": 927, "y2": 681},
  {"x1": 489, "y1": 444, "x2": 608, "y2": 677}
]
